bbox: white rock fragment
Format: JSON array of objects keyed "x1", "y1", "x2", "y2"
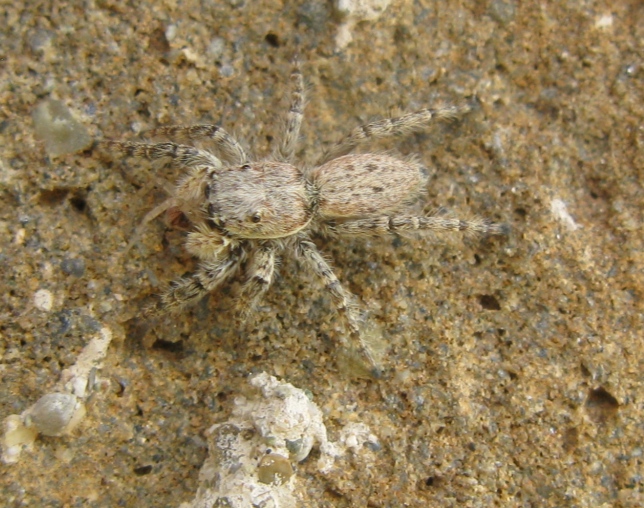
[
  {"x1": 334, "y1": 0, "x2": 393, "y2": 49},
  {"x1": 246, "y1": 372, "x2": 328, "y2": 463},
  {"x1": 34, "y1": 289, "x2": 54, "y2": 312},
  {"x1": 551, "y1": 198, "x2": 581, "y2": 231},
  {"x1": 335, "y1": 0, "x2": 392, "y2": 21},
  {"x1": 338, "y1": 422, "x2": 378, "y2": 452},
  {"x1": 594, "y1": 14, "x2": 613, "y2": 30},
  {"x1": 62, "y1": 326, "x2": 113, "y2": 398},
  {"x1": 13, "y1": 227, "x2": 26, "y2": 246},
  {"x1": 316, "y1": 421, "x2": 380, "y2": 474},
  {"x1": 181, "y1": 373, "x2": 380, "y2": 508},
  {"x1": 2, "y1": 415, "x2": 38, "y2": 465},
  {"x1": 165, "y1": 23, "x2": 177, "y2": 42}
]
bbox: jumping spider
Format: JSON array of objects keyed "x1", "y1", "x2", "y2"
[{"x1": 103, "y1": 63, "x2": 506, "y2": 370}]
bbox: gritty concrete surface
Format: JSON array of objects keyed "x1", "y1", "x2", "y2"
[{"x1": 1, "y1": 0, "x2": 643, "y2": 506}]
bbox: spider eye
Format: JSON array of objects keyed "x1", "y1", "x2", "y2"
[{"x1": 251, "y1": 213, "x2": 262, "y2": 223}]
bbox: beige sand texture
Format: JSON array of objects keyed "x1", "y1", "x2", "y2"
[{"x1": 1, "y1": 1, "x2": 642, "y2": 506}]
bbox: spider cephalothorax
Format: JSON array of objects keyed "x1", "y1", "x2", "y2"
[{"x1": 103, "y1": 63, "x2": 506, "y2": 370}]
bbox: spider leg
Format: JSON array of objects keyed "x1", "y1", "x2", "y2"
[
  {"x1": 119, "y1": 195, "x2": 179, "y2": 255},
  {"x1": 236, "y1": 242, "x2": 279, "y2": 320},
  {"x1": 296, "y1": 239, "x2": 377, "y2": 368},
  {"x1": 103, "y1": 140, "x2": 221, "y2": 254},
  {"x1": 185, "y1": 224, "x2": 231, "y2": 259},
  {"x1": 121, "y1": 163, "x2": 219, "y2": 255},
  {"x1": 318, "y1": 102, "x2": 471, "y2": 164},
  {"x1": 147, "y1": 245, "x2": 245, "y2": 315},
  {"x1": 146, "y1": 125, "x2": 248, "y2": 165},
  {"x1": 325, "y1": 214, "x2": 509, "y2": 237},
  {"x1": 275, "y1": 61, "x2": 305, "y2": 162},
  {"x1": 102, "y1": 140, "x2": 223, "y2": 170}
]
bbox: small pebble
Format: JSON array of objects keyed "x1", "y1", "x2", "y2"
[
  {"x1": 24, "y1": 393, "x2": 86, "y2": 437},
  {"x1": 34, "y1": 289, "x2": 53, "y2": 312},
  {"x1": 257, "y1": 453, "x2": 293, "y2": 485},
  {"x1": 33, "y1": 99, "x2": 92, "y2": 158}
]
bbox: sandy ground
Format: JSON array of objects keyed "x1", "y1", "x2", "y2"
[{"x1": 1, "y1": 0, "x2": 643, "y2": 506}]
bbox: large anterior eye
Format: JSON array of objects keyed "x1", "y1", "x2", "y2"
[{"x1": 251, "y1": 212, "x2": 262, "y2": 223}]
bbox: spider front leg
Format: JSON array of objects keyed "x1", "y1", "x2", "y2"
[
  {"x1": 102, "y1": 140, "x2": 223, "y2": 171},
  {"x1": 235, "y1": 242, "x2": 279, "y2": 321},
  {"x1": 101, "y1": 140, "x2": 221, "y2": 253},
  {"x1": 127, "y1": 163, "x2": 218, "y2": 239},
  {"x1": 146, "y1": 125, "x2": 248, "y2": 165},
  {"x1": 147, "y1": 245, "x2": 245, "y2": 315},
  {"x1": 296, "y1": 239, "x2": 379, "y2": 370}
]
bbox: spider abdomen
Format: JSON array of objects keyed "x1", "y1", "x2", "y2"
[{"x1": 311, "y1": 154, "x2": 426, "y2": 219}]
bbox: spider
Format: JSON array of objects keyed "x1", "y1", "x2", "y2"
[{"x1": 103, "y1": 63, "x2": 507, "y2": 371}]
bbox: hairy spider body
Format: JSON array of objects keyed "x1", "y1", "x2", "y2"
[
  {"x1": 206, "y1": 161, "x2": 312, "y2": 239},
  {"x1": 103, "y1": 63, "x2": 506, "y2": 370}
]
